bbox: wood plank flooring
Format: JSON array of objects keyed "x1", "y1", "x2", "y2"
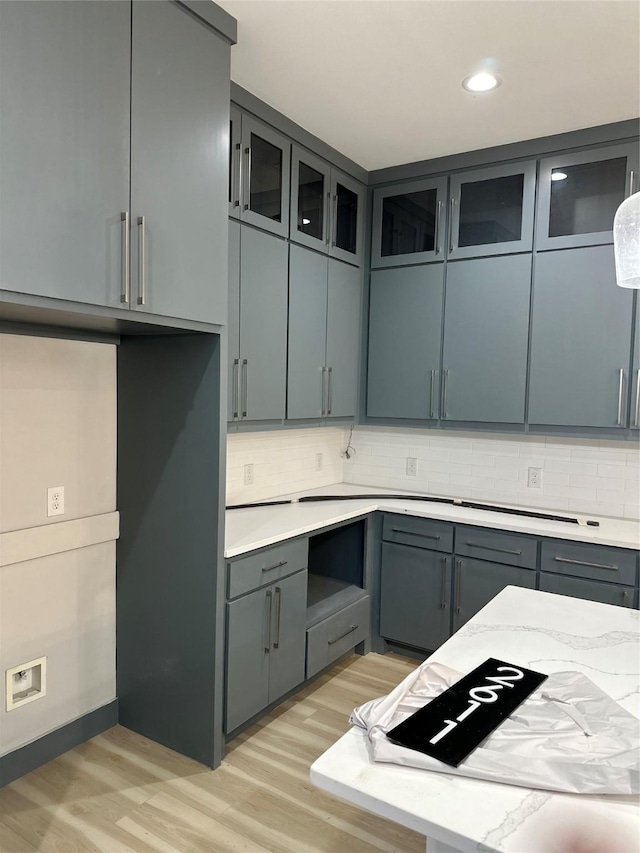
[{"x1": 0, "y1": 653, "x2": 424, "y2": 853}]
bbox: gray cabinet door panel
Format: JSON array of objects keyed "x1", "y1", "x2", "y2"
[
  {"x1": 326, "y1": 260, "x2": 362, "y2": 418},
  {"x1": 131, "y1": 0, "x2": 229, "y2": 324},
  {"x1": 239, "y1": 228, "x2": 288, "y2": 421},
  {"x1": 225, "y1": 590, "x2": 271, "y2": 733},
  {"x1": 443, "y1": 255, "x2": 532, "y2": 423},
  {"x1": 367, "y1": 265, "x2": 444, "y2": 419},
  {"x1": 539, "y1": 573, "x2": 634, "y2": 609},
  {"x1": 528, "y1": 247, "x2": 634, "y2": 427},
  {"x1": 240, "y1": 115, "x2": 291, "y2": 239},
  {"x1": 455, "y1": 525, "x2": 537, "y2": 570},
  {"x1": 290, "y1": 146, "x2": 332, "y2": 254},
  {"x1": 228, "y1": 220, "x2": 241, "y2": 420},
  {"x1": 382, "y1": 514, "x2": 453, "y2": 553},
  {"x1": 452, "y1": 557, "x2": 535, "y2": 633},
  {"x1": 229, "y1": 106, "x2": 242, "y2": 219},
  {"x1": 329, "y1": 170, "x2": 365, "y2": 267},
  {"x1": 380, "y1": 543, "x2": 451, "y2": 652},
  {"x1": 287, "y1": 246, "x2": 328, "y2": 419},
  {"x1": 0, "y1": 0, "x2": 130, "y2": 307},
  {"x1": 268, "y1": 570, "x2": 308, "y2": 705},
  {"x1": 632, "y1": 296, "x2": 640, "y2": 430}
]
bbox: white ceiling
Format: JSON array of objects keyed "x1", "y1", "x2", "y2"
[{"x1": 216, "y1": 0, "x2": 640, "y2": 172}]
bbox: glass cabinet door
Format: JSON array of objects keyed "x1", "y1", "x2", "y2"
[
  {"x1": 229, "y1": 106, "x2": 242, "y2": 219},
  {"x1": 536, "y1": 144, "x2": 639, "y2": 251},
  {"x1": 371, "y1": 177, "x2": 447, "y2": 268},
  {"x1": 329, "y1": 169, "x2": 364, "y2": 266},
  {"x1": 240, "y1": 114, "x2": 290, "y2": 238},
  {"x1": 289, "y1": 146, "x2": 331, "y2": 252},
  {"x1": 447, "y1": 161, "x2": 536, "y2": 260}
]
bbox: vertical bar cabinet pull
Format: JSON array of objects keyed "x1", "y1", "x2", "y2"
[
  {"x1": 137, "y1": 215, "x2": 146, "y2": 306},
  {"x1": 121, "y1": 211, "x2": 130, "y2": 304}
]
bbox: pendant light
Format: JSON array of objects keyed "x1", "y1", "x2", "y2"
[{"x1": 613, "y1": 190, "x2": 640, "y2": 288}]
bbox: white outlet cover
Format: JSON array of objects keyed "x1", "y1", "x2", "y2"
[
  {"x1": 6, "y1": 656, "x2": 47, "y2": 711},
  {"x1": 47, "y1": 485, "x2": 65, "y2": 517}
]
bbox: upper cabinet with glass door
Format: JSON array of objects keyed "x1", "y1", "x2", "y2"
[
  {"x1": 228, "y1": 109, "x2": 291, "y2": 239},
  {"x1": 447, "y1": 161, "x2": 536, "y2": 260},
  {"x1": 536, "y1": 143, "x2": 639, "y2": 251},
  {"x1": 290, "y1": 145, "x2": 365, "y2": 266},
  {"x1": 371, "y1": 178, "x2": 448, "y2": 268}
]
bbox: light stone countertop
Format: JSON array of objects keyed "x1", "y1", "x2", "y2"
[
  {"x1": 310, "y1": 586, "x2": 640, "y2": 853},
  {"x1": 225, "y1": 484, "x2": 640, "y2": 558}
]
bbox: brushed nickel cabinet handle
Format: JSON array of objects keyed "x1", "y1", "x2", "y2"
[
  {"x1": 264, "y1": 589, "x2": 272, "y2": 653},
  {"x1": 121, "y1": 211, "x2": 130, "y2": 304},
  {"x1": 442, "y1": 369, "x2": 449, "y2": 419},
  {"x1": 440, "y1": 556, "x2": 447, "y2": 610},
  {"x1": 243, "y1": 146, "x2": 251, "y2": 210},
  {"x1": 449, "y1": 198, "x2": 456, "y2": 253},
  {"x1": 241, "y1": 359, "x2": 248, "y2": 418},
  {"x1": 554, "y1": 556, "x2": 618, "y2": 572},
  {"x1": 429, "y1": 369, "x2": 436, "y2": 418},
  {"x1": 232, "y1": 358, "x2": 240, "y2": 419},
  {"x1": 321, "y1": 366, "x2": 327, "y2": 416},
  {"x1": 327, "y1": 366, "x2": 333, "y2": 415},
  {"x1": 328, "y1": 625, "x2": 358, "y2": 645},
  {"x1": 331, "y1": 194, "x2": 338, "y2": 247},
  {"x1": 273, "y1": 586, "x2": 282, "y2": 649},
  {"x1": 455, "y1": 559, "x2": 462, "y2": 614},
  {"x1": 635, "y1": 369, "x2": 640, "y2": 428},
  {"x1": 622, "y1": 589, "x2": 630, "y2": 605},
  {"x1": 434, "y1": 200, "x2": 442, "y2": 254},
  {"x1": 326, "y1": 191, "x2": 331, "y2": 245},
  {"x1": 629, "y1": 170, "x2": 636, "y2": 196},
  {"x1": 391, "y1": 528, "x2": 440, "y2": 540},
  {"x1": 617, "y1": 368, "x2": 625, "y2": 425},
  {"x1": 465, "y1": 541, "x2": 522, "y2": 556},
  {"x1": 234, "y1": 142, "x2": 242, "y2": 207},
  {"x1": 137, "y1": 215, "x2": 146, "y2": 306},
  {"x1": 261, "y1": 559, "x2": 287, "y2": 574}
]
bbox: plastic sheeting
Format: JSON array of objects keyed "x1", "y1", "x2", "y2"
[{"x1": 351, "y1": 660, "x2": 640, "y2": 795}]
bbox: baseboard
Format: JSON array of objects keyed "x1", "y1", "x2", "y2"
[{"x1": 0, "y1": 699, "x2": 118, "y2": 787}]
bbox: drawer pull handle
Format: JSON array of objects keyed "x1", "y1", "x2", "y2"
[
  {"x1": 622, "y1": 589, "x2": 630, "y2": 605},
  {"x1": 264, "y1": 590, "x2": 272, "y2": 653},
  {"x1": 262, "y1": 559, "x2": 288, "y2": 573},
  {"x1": 440, "y1": 556, "x2": 447, "y2": 610},
  {"x1": 328, "y1": 625, "x2": 359, "y2": 645},
  {"x1": 273, "y1": 586, "x2": 282, "y2": 649},
  {"x1": 465, "y1": 541, "x2": 522, "y2": 556},
  {"x1": 391, "y1": 529, "x2": 440, "y2": 540},
  {"x1": 553, "y1": 557, "x2": 618, "y2": 572},
  {"x1": 455, "y1": 560, "x2": 462, "y2": 614}
]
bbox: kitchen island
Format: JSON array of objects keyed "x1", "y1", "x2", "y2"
[{"x1": 310, "y1": 586, "x2": 640, "y2": 853}]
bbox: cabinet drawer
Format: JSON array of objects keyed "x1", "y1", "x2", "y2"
[
  {"x1": 306, "y1": 595, "x2": 370, "y2": 679},
  {"x1": 539, "y1": 573, "x2": 635, "y2": 609},
  {"x1": 227, "y1": 538, "x2": 308, "y2": 599},
  {"x1": 455, "y1": 525, "x2": 537, "y2": 569},
  {"x1": 540, "y1": 540, "x2": 636, "y2": 586},
  {"x1": 382, "y1": 514, "x2": 453, "y2": 553}
]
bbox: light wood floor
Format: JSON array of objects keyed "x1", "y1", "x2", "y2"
[{"x1": 0, "y1": 653, "x2": 424, "y2": 853}]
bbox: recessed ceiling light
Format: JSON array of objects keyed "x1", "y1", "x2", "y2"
[
  {"x1": 302, "y1": 218, "x2": 311, "y2": 225},
  {"x1": 551, "y1": 171, "x2": 568, "y2": 181},
  {"x1": 462, "y1": 72, "x2": 501, "y2": 93}
]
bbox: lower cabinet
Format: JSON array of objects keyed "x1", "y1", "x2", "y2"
[
  {"x1": 451, "y1": 557, "x2": 536, "y2": 633},
  {"x1": 306, "y1": 594, "x2": 370, "y2": 679},
  {"x1": 539, "y1": 573, "x2": 635, "y2": 608}
]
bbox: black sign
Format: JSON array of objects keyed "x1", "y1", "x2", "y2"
[{"x1": 387, "y1": 658, "x2": 547, "y2": 767}]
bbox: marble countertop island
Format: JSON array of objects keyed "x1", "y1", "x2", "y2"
[{"x1": 310, "y1": 586, "x2": 640, "y2": 853}]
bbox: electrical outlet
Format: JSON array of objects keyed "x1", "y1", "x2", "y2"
[
  {"x1": 406, "y1": 457, "x2": 417, "y2": 477},
  {"x1": 6, "y1": 657, "x2": 47, "y2": 711},
  {"x1": 47, "y1": 486, "x2": 64, "y2": 517},
  {"x1": 527, "y1": 467, "x2": 542, "y2": 489},
  {"x1": 315, "y1": 452, "x2": 323, "y2": 471},
  {"x1": 244, "y1": 464, "x2": 254, "y2": 486}
]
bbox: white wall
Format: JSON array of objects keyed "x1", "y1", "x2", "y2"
[
  {"x1": 344, "y1": 427, "x2": 640, "y2": 520},
  {"x1": 0, "y1": 334, "x2": 117, "y2": 756}
]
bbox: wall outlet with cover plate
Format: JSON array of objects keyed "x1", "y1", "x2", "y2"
[
  {"x1": 6, "y1": 657, "x2": 47, "y2": 711},
  {"x1": 47, "y1": 485, "x2": 65, "y2": 516}
]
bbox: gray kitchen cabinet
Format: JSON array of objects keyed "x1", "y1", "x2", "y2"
[
  {"x1": 536, "y1": 143, "x2": 639, "y2": 252},
  {"x1": 225, "y1": 568, "x2": 308, "y2": 733},
  {"x1": 329, "y1": 169, "x2": 366, "y2": 267},
  {"x1": 528, "y1": 246, "x2": 634, "y2": 428},
  {"x1": 447, "y1": 161, "x2": 536, "y2": 260},
  {"x1": 129, "y1": 0, "x2": 229, "y2": 324},
  {"x1": 631, "y1": 296, "x2": 640, "y2": 431},
  {"x1": 442, "y1": 254, "x2": 532, "y2": 423},
  {"x1": 367, "y1": 265, "x2": 444, "y2": 419},
  {"x1": 229, "y1": 226, "x2": 288, "y2": 422},
  {"x1": 539, "y1": 573, "x2": 635, "y2": 609},
  {"x1": 379, "y1": 543, "x2": 452, "y2": 652},
  {"x1": 371, "y1": 177, "x2": 448, "y2": 268},
  {"x1": 0, "y1": 0, "x2": 130, "y2": 308},
  {"x1": 451, "y1": 557, "x2": 536, "y2": 633},
  {"x1": 228, "y1": 111, "x2": 290, "y2": 238},
  {"x1": 287, "y1": 245, "x2": 361, "y2": 420},
  {"x1": 290, "y1": 146, "x2": 333, "y2": 254}
]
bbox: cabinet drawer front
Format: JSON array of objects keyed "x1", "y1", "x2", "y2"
[
  {"x1": 306, "y1": 595, "x2": 370, "y2": 679},
  {"x1": 227, "y1": 538, "x2": 308, "y2": 599},
  {"x1": 382, "y1": 514, "x2": 453, "y2": 552},
  {"x1": 455, "y1": 525, "x2": 537, "y2": 569},
  {"x1": 539, "y1": 573, "x2": 635, "y2": 609},
  {"x1": 540, "y1": 540, "x2": 636, "y2": 586}
]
